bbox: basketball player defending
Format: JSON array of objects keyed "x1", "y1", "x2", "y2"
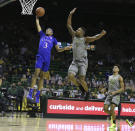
[
  {"x1": 27, "y1": 16, "x2": 72, "y2": 103},
  {"x1": 104, "y1": 65, "x2": 124, "y2": 129},
  {"x1": 67, "y1": 8, "x2": 106, "y2": 99}
]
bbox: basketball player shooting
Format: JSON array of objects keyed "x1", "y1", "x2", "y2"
[
  {"x1": 27, "y1": 12, "x2": 72, "y2": 103},
  {"x1": 104, "y1": 65, "x2": 124, "y2": 129},
  {"x1": 67, "y1": 8, "x2": 106, "y2": 99}
]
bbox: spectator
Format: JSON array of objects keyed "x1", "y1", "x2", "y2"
[
  {"x1": 16, "y1": 82, "x2": 24, "y2": 113},
  {"x1": 97, "y1": 90, "x2": 105, "y2": 100}
]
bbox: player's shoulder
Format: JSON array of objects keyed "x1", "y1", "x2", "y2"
[
  {"x1": 108, "y1": 75, "x2": 112, "y2": 80},
  {"x1": 118, "y1": 74, "x2": 122, "y2": 77},
  {"x1": 118, "y1": 74, "x2": 123, "y2": 80},
  {"x1": 52, "y1": 36, "x2": 57, "y2": 42},
  {"x1": 39, "y1": 30, "x2": 44, "y2": 34},
  {"x1": 52, "y1": 36, "x2": 56, "y2": 39},
  {"x1": 113, "y1": 74, "x2": 123, "y2": 80},
  {"x1": 39, "y1": 30, "x2": 46, "y2": 37},
  {"x1": 109, "y1": 75, "x2": 113, "y2": 78}
]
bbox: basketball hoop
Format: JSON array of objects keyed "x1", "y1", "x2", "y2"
[{"x1": 19, "y1": 0, "x2": 38, "y2": 15}]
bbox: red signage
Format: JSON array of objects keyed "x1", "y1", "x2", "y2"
[
  {"x1": 121, "y1": 103, "x2": 135, "y2": 116},
  {"x1": 47, "y1": 99, "x2": 118, "y2": 115},
  {"x1": 47, "y1": 99, "x2": 135, "y2": 116}
]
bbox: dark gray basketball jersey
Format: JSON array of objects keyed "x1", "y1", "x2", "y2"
[
  {"x1": 108, "y1": 74, "x2": 121, "y2": 92},
  {"x1": 72, "y1": 37, "x2": 87, "y2": 61}
]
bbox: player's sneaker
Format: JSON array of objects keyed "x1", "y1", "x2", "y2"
[
  {"x1": 35, "y1": 90, "x2": 40, "y2": 103},
  {"x1": 27, "y1": 88, "x2": 34, "y2": 100},
  {"x1": 109, "y1": 123, "x2": 116, "y2": 129},
  {"x1": 126, "y1": 119, "x2": 134, "y2": 127}
]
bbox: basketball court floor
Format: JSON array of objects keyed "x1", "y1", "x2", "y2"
[{"x1": 0, "y1": 114, "x2": 135, "y2": 131}]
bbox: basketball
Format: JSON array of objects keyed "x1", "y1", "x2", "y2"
[{"x1": 36, "y1": 7, "x2": 45, "y2": 17}]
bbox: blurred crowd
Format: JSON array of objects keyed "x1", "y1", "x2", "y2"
[{"x1": 0, "y1": 62, "x2": 135, "y2": 103}]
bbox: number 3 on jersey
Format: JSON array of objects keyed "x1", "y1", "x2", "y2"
[{"x1": 43, "y1": 42, "x2": 48, "y2": 48}]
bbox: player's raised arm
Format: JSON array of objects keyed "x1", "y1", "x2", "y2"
[
  {"x1": 85, "y1": 30, "x2": 106, "y2": 44},
  {"x1": 36, "y1": 16, "x2": 42, "y2": 32},
  {"x1": 55, "y1": 45, "x2": 72, "y2": 52},
  {"x1": 67, "y1": 8, "x2": 76, "y2": 37}
]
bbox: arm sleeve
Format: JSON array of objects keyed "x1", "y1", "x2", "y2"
[
  {"x1": 39, "y1": 30, "x2": 45, "y2": 38},
  {"x1": 53, "y1": 38, "x2": 58, "y2": 46}
]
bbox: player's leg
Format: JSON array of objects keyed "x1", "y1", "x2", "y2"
[
  {"x1": 111, "y1": 95, "x2": 120, "y2": 121},
  {"x1": 27, "y1": 56, "x2": 42, "y2": 99},
  {"x1": 118, "y1": 102, "x2": 121, "y2": 120},
  {"x1": 68, "y1": 72, "x2": 86, "y2": 96},
  {"x1": 27, "y1": 68, "x2": 41, "y2": 99},
  {"x1": 68, "y1": 61, "x2": 80, "y2": 87},
  {"x1": 38, "y1": 71, "x2": 50, "y2": 90},
  {"x1": 68, "y1": 73, "x2": 80, "y2": 86},
  {"x1": 35, "y1": 63, "x2": 50, "y2": 103},
  {"x1": 110, "y1": 104, "x2": 117, "y2": 123},
  {"x1": 78, "y1": 60, "x2": 88, "y2": 91},
  {"x1": 78, "y1": 75, "x2": 89, "y2": 100},
  {"x1": 78, "y1": 60, "x2": 89, "y2": 99},
  {"x1": 104, "y1": 95, "x2": 112, "y2": 124},
  {"x1": 78, "y1": 75, "x2": 88, "y2": 93},
  {"x1": 109, "y1": 95, "x2": 120, "y2": 129},
  {"x1": 31, "y1": 68, "x2": 41, "y2": 88},
  {"x1": 104, "y1": 104, "x2": 111, "y2": 115},
  {"x1": 109, "y1": 104, "x2": 117, "y2": 129},
  {"x1": 34, "y1": 71, "x2": 43, "y2": 103},
  {"x1": 38, "y1": 71, "x2": 44, "y2": 91}
]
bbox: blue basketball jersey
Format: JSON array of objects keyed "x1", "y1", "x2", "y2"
[{"x1": 37, "y1": 30, "x2": 57, "y2": 62}]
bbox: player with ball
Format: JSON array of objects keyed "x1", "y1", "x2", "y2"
[{"x1": 27, "y1": 7, "x2": 72, "y2": 103}]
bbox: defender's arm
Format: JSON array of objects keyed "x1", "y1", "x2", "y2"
[
  {"x1": 85, "y1": 30, "x2": 106, "y2": 44},
  {"x1": 67, "y1": 8, "x2": 77, "y2": 37}
]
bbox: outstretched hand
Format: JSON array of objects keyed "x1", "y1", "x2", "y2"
[
  {"x1": 64, "y1": 46, "x2": 72, "y2": 51},
  {"x1": 70, "y1": 8, "x2": 77, "y2": 15}
]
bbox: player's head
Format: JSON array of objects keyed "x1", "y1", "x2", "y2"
[
  {"x1": 113, "y1": 64, "x2": 120, "y2": 73},
  {"x1": 75, "y1": 26, "x2": 86, "y2": 37},
  {"x1": 46, "y1": 28, "x2": 53, "y2": 36}
]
